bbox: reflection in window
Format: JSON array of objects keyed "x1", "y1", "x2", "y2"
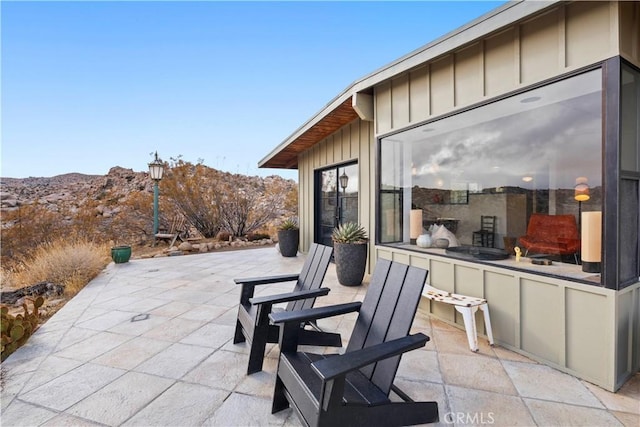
[{"x1": 379, "y1": 69, "x2": 602, "y2": 265}]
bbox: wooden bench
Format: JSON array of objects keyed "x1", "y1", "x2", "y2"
[{"x1": 423, "y1": 285, "x2": 494, "y2": 352}]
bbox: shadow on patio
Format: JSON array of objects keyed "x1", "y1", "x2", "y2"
[{"x1": 1, "y1": 247, "x2": 638, "y2": 426}]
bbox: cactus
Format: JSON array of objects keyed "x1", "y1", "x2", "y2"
[{"x1": 1, "y1": 297, "x2": 43, "y2": 362}]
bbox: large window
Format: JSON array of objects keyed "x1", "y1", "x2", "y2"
[{"x1": 379, "y1": 69, "x2": 602, "y2": 266}]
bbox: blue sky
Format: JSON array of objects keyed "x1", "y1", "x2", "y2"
[{"x1": 1, "y1": 1, "x2": 505, "y2": 180}]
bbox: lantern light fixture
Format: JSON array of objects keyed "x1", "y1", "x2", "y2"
[
  {"x1": 339, "y1": 171, "x2": 349, "y2": 191},
  {"x1": 148, "y1": 152, "x2": 164, "y2": 181}
]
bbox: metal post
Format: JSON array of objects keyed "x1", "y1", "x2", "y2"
[
  {"x1": 153, "y1": 180, "x2": 159, "y2": 238},
  {"x1": 148, "y1": 151, "x2": 164, "y2": 245}
]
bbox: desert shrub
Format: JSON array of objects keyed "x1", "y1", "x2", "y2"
[
  {"x1": 11, "y1": 238, "x2": 110, "y2": 296},
  {"x1": 218, "y1": 176, "x2": 295, "y2": 237},
  {"x1": 161, "y1": 159, "x2": 223, "y2": 238},
  {"x1": 161, "y1": 158, "x2": 298, "y2": 239},
  {"x1": 1, "y1": 204, "x2": 68, "y2": 266},
  {"x1": 108, "y1": 191, "x2": 156, "y2": 242}
]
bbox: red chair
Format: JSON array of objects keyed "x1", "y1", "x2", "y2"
[{"x1": 519, "y1": 213, "x2": 580, "y2": 263}]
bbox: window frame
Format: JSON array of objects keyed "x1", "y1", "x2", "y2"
[{"x1": 375, "y1": 63, "x2": 610, "y2": 287}]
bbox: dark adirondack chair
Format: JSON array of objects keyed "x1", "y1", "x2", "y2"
[
  {"x1": 270, "y1": 258, "x2": 439, "y2": 427},
  {"x1": 233, "y1": 243, "x2": 341, "y2": 374}
]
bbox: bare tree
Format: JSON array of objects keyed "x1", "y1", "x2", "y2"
[
  {"x1": 160, "y1": 159, "x2": 223, "y2": 238},
  {"x1": 217, "y1": 173, "x2": 294, "y2": 237}
]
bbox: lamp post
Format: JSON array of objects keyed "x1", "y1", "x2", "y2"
[{"x1": 148, "y1": 152, "x2": 164, "y2": 240}]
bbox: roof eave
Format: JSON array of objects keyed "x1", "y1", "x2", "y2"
[{"x1": 259, "y1": 0, "x2": 561, "y2": 170}]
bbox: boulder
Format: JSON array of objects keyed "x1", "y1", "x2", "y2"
[{"x1": 178, "y1": 241, "x2": 193, "y2": 252}]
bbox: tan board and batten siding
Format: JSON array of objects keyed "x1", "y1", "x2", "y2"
[
  {"x1": 293, "y1": 1, "x2": 640, "y2": 392},
  {"x1": 376, "y1": 1, "x2": 630, "y2": 134}
]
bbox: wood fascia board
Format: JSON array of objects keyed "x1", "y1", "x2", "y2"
[{"x1": 258, "y1": 92, "x2": 353, "y2": 168}]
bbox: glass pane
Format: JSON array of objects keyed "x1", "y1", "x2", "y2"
[
  {"x1": 379, "y1": 69, "x2": 603, "y2": 269},
  {"x1": 338, "y1": 163, "x2": 359, "y2": 225},
  {"x1": 380, "y1": 192, "x2": 402, "y2": 242},
  {"x1": 317, "y1": 169, "x2": 337, "y2": 247},
  {"x1": 316, "y1": 163, "x2": 359, "y2": 246}
]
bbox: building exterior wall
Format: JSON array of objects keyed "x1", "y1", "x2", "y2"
[
  {"x1": 364, "y1": 0, "x2": 638, "y2": 392},
  {"x1": 616, "y1": 284, "x2": 640, "y2": 389},
  {"x1": 293, "y1": 0, "x2": 638, "y2": 391},
  {"x1": 375, "y1": 1, "x2": 620, "y2": 135},
  {"x1": 298, "y1": 119, "x2": 374, "y2": 257},
  {"x1": 375, "y1": 245, "x2": 630, "y2": 391}
]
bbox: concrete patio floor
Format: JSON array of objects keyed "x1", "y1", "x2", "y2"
[{"x1": 1, "y1": 247, "x2": 638, "y2": 427}]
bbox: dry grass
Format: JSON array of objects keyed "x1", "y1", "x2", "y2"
[{"x1": 7, "y1": 238, "x2": 111, "y2": 297}]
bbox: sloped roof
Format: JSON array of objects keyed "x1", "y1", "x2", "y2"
[
  {"x1": 260, "y1": 97, "x2": 359, "y2": 169},
  {"x1": 259, "y1": 0, "x2": 558, "y2": 170}
]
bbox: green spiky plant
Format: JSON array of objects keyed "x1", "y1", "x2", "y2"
[
  {"x1": 278, "y1": 218, "x2": 299, "y2": 231},
  {"x1": 1, "y1": 297, "x2": 43, "y2": 361},
  {"x1": 332, "y1": 222, "x2": 368, "y2": 244}
]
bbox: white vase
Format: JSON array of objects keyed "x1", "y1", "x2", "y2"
[{"x1": 416, "y1": 233, "x2": 432, "y2": 248}]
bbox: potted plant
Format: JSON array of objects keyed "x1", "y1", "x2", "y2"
[
  {"x1": 277, "y1": 218, "x2": 299, "y2": 257},
  {"x1": 332, "y1": 222, "x2": 368, "y2": 286},
  {"x1": 111, "y1": 245, "x2": 132, "y2": 264}
]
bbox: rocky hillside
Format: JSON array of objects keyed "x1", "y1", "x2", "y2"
[
  {"x1": 0, "y1": 166, "x2": 297, "y2": 250},
  {"x1": 2, "y1": 166, "x2": 295, "y2": 215},
  {"x1": 1, "y1": 167, "x2": 152, "y2": 216}
]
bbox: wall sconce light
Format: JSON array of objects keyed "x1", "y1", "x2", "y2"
[
  {"x1": 339, "y1": 171, "x2": 349, "y2": 191},
  {"x1": 581, "y1": 211, "x2": 601, "y2": 273},
  {"x1": 410, "y1": 209, "x2": 423, "y2": 244}
]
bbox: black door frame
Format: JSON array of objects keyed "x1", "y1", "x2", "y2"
[{"x1": 314, "y1": 162, "x2": 358, "y2": 247}]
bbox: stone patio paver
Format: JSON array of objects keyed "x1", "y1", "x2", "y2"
[
  {"x1": 19, "y1": 363, "x2": 126, "y2": 411},
  {"x1": 502, "y1": 360, "x2": 605, "y2": 408},
  {"x1": 526, "y1": 398, "x2": 624, "y2": 426},
  {"x1": 122, "y1": 382, "x2": 228, "y2": 427},
  {"x1": 445, "y1": 385, "x2": 536, "y2": 426},
  {"x1": 66, "y1": 371, "x2": 174, "y2": 425},
  {"x1": 1, "y1": 247, "x2": 638, "y2": 426},
  {"x1": 134, "y1": 342, "x2": 214, "y2": 380}
]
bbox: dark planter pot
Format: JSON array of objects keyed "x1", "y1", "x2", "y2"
[
  {"x1": 111, "y1": 245, "x2": 132, "y2": 264},
  {"x1": 334, "y1": 242, "x2": 368, "y2": 286},
  {"x1": 278, "y1": 230, "x2": 299, "y2": 257}
]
